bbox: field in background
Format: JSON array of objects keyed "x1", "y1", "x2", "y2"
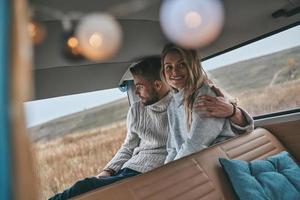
[
  {"x1": 33, "y1": 121, "x2": 126, "y2": 199},
  {"x1": 31, "y1": 46, "x2": 300, "y2": 199},
  {"x1": 29, "y1": 97, "x2": 129, "y2": 142},
  {"x1": 238, "y1": 79, "x2": 300, "y2": 115}
]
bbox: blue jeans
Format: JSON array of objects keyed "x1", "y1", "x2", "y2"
[{"x1": 49, "y1": 168, "x2": 140, "y2": 200}]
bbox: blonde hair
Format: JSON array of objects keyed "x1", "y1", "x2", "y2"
[{"x1": 161, "y1": 44, "x2": 209, "y2": 131}]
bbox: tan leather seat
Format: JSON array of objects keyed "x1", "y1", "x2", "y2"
[{"x1": 74, "y1": 128, "x2": 287, "y2": 200}]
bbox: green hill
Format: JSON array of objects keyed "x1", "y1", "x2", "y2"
[{"x1": 29, "y1": 97, "x2": 129, "y2": 141}]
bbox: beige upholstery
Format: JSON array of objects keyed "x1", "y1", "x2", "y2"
[{"x1": 74, "y1": 128, "x2": 288, "y2": 200}]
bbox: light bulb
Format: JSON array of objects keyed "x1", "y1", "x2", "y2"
[
  {"x1": 66, "y1": 36, "x2": 81, "y2": 55},
  {"x1": 28, "y1": 20, "x2": 46, "y2": 44},
  {"x1": 88, "y1": 32, "x2": 103, "y2": 48},
  {"x1": 67, "y1": 36, "x2": 79, "y2": 48},
  {"x1": 184, "y1": 11, "x2": 202, "y2": 29},
  {"x1": 75, "y1": 13, "x2": 122, "y2": 61},
  {"x1": 160, "y1": 0, "x2": 224, "y2": 49}
]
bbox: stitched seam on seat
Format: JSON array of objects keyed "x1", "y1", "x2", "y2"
[
  {"x1": 231, "y1": 142, "x2": 274, "y2": 160},
  {"x1": 169, "y1": 178, "x2": 214, "y2": 200},
  {"x1": 174, "y1": 185, "x2": 215, "y2": 200},
  {"x1": 135, "y1": 160, "x2": 207, "y2": 199},
  {"x1": 142, "y1": 173, "x2": 210, "y2": 199},
  {"x1": 221, "y1": 133, "x2": 265, "y2": 151},
  {"x1": 126, "y1": 183, "x2": 139, "y2": 200},
  {"x1": 169, "y1": 160, "x2": 216, "y2": 200},
  {"x1": 255, "y1": 149, "x2": 280, "y2": 160},
  {"x1": 132, "y1": 161, "x2": 196, "y2": 190}
]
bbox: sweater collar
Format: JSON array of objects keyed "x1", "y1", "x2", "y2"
[
  {"x1": 172, "y1": 90, "x2": 184, "y2": 107},
  {"x1": 146, "y1": 91, "x2": 173, "y2": 112}
]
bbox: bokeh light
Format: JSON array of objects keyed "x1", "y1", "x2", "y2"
[
  {"x1": 75, "y1": 13, "x2": 122, "y2": 61},
  {"x1": 28, "y1": 20, "x2": 47, "y2": 44},
  {"x1": 160, "y1": 0, "x2": 224, "y2": 49}
]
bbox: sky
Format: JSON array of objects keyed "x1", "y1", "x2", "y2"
[
  {"x1": 24, "y1": 26, "x2": 300, "y2": 127},
  {"x1": 24, "y1": 88, "x2": 127, "y2": 127}
]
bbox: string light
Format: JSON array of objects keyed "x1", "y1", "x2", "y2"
[
  {"x1": 66, "y1": 36, "x2": 81, "y2": 56},
  {"x1": 75, "y1": 13, "x2": 122, "y2": 61},
  {"x1": 160, "y1": 0, "x2": 224, "y2": 49},
  {"x1": 29, "y1": 6, "x2": 123, "y2": 61},
  {"x1": 67, "y1": 36, "x2": 79, "y2": 49},
  {"x1": 28, "y1": 20, "x2": 46, "y2": 44},
  {"x1": 31, "y1": 0, "x2": 223, "y2": 61},
  {"x1": 88, "y1": 33, "x2": 103, "y2": 48},
  {"x1": 184, "y1": 11, "x2": 202, "y2": 29}
]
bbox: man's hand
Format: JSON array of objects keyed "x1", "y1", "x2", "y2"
[
  {"x1": 194, "y1": 86, "x2": 234, "y2": 118},
  {"x1": 194, "y1": 85, "x2": 247, "y2": 126},
  {"x1": 96, "y1": 170, "x2": 112, "y2": 178}
]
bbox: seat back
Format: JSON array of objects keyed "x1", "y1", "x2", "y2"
[{"x1": 74, "y1": 128, "x2": 287, "y2": 200}]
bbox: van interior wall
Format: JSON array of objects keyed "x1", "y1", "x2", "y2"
[{"x1": 260, "y1": 116, "x2": 300, "y2": 162}]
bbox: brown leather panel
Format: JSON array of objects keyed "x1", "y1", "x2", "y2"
[
  {"x1": 221, "y1": 128, "x2": 286, "y2": 161},
  {"x1": 171, "y1": 183, "x2": 217, "y2": 200},
  {"x1": 130, "y1": 159, "x2": 197, "y2": 191},
  {"x1": 130, "y1": 159, "x2": 219, "y2": 200},
  {"x1": 74, "y1": 183, "x2": 136, "y2": 200},
  {"x1": 220, "y1": 130, "x2": 266, "y2": 151},
  {"x1": 73, "y1": 128, "x2": 289, "y2": 200},
  {"x1": 224, "y1": 136, "x2": 273, "y2": 159},
  {"x1": 262, "y1": 120, "x2": 300, "y2": 162}
]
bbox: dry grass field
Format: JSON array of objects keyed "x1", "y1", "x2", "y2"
[
  {"x1": 238, "y1": 79, "x2": 300, "y2": 115},
  {"x1": 33, "y1": 121, "x2": 127, "y2": 199}
]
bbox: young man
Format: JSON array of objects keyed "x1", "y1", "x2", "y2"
[{"x1": 49, "y1": 56, "x2": 253, "y2": 200}]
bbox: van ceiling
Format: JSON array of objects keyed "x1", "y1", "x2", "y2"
[{"x1": 32, "y1": 0, "x2": 300, "y2": 100}]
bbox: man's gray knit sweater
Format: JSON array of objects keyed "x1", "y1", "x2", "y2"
[{"x1": 104, "y1": 92, "x2": 173, "y2": 173}]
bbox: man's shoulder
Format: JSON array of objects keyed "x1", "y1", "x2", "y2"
[
  {"x1": 129, "y1": 101, "x2": 145, "y2": 113},
  {"x1": 131, "y1": 100, "x2": 143, "y2": 108}
]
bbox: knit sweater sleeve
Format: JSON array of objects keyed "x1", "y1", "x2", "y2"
[
  {"x1": 229, "y1": 107, "x2": 254, "y2": 134},
  {"x1": 165, "y1": 111, "x2": 177, "y2": 164},
  {"x1": 174, "y1": 113, "x2": 226, "y2": 160},
  {"x1": 104, "y1": 105, "x2": 141, "y2": 172}
]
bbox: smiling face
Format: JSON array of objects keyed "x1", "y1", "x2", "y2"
[
  {"x1": 133, "y1": 75, "x2": 160, "y2": 105},
  {"x1": 163, "y1": 51, "x2": 188, "y2": 90}
]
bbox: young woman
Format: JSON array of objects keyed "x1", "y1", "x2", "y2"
[{"x1": 162, "y1": 44, "x2": 252, "y2": 163}]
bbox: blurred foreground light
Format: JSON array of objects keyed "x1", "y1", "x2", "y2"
[
  {"x1": 160, "y1": 0, "x2": 224, "y2": 49},
  {"x1": 67, "y1": 36, "x2": 79, "y2": 48},
  {"x1": 67, "y1": 36, "x2": 81, "y2": 55},
  {"x1": 28, "y1": 20, "x2": 46, "y2": 44},
  {"x1": 75, "y1": 13, "x2": 122, "y2": 61}
]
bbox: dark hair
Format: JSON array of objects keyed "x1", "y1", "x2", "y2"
[{"x1": 130, "y1": 56, "x2": 162, "y2": 82}]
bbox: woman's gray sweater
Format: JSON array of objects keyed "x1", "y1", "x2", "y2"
[{"x1": 165, "y1": 84, "x2": 254, "y2": 163}]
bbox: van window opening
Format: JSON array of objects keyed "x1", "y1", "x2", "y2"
[{"x1": 202, "y1": 25, "x2": 300, "y2": 116}]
